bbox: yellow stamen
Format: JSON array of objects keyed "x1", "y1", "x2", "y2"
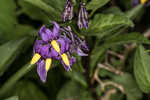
[
  {"x1": 45, "y1": 58, "x2": 52, "y2": 72},
  {"x1": 30, "y1": 53, "x2": 41, "y2": 64},
  {"x1": 51, "y1": 40, "x2": 60, "y2": 53},
  {"x1": 141, "y1": 0, "x2": 147, "y2": 4},
  {"x1": 61, "y1": 53, "x2": 70, "y2": 67}
]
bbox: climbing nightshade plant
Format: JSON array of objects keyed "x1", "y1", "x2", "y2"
[{"x1": 1, "y1": 0, "x2": 150, "y2": 100}]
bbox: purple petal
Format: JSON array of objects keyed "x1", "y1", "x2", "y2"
[
  {"x1": 57, "y1": 37, "x2": 71, "y2": 54},
  {"x1": 40, "y1": 25, "x2": 53, "y2": 42},
  {"x1": 146, "y1": 1, "x2": 150, "y2": 7},
  {"x1": 33, "y1": 40, "x2": 50, "y2": 58},
  {"x1": 132, "y1": 0, "x2": 139, "y2": 6},
  {"x1": 80, "y1": 41, "x2": 89, "y2": 51},
  {"x1": 40, "y1": 44, "x2": 50, "y2": 58},
  {"x1": 52, "y1": 22, "x2": 60, "y2": 39},
  {"x1": 48, "y1": 47, "x2": 60, "y2": 59},
  {"x1": 34, "y1": 40, "x2": 43, "y2": 52},
  {"x1": 37, "y1": 60, "x2": 47, "y2": 83},
  {"x1": 61, "y1": 56, "x2": 76, "y2": 71},
  {"x1": 77, "y1": 48, "x2": 88, "y2": 56}
]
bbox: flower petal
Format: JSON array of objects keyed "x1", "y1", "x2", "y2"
[
  {"x1": 57, "y1": 37, "x2": 70, "y2": 53},
  {"x1": 61, "y1": 56, "x2": 76, "y2": 71},
  {"x1": 49, "y1": 47, "x2": 60, "y2": 59},
  {"x1": 77, "y1": 48, "x2": 88, "y2": 56},
  {"x1": 52, "y1": 22, "x2": 60, "y2": 39},
  {"x1": 40, "y1": 25, "x2": 53, "y2": 42},
  {"x1": 37, "y1": 60, "x2": 47, "y2": 83}
]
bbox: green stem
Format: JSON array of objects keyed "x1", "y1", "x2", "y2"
[
  {"x1": 89, "y1": 8, "x2": 97, "y2": 18},
  {"x1": 0, "y1": 63, "x2": 35, "y2": 96}
]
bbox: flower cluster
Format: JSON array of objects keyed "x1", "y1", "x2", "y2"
[
  {"x1": 132, "y1": 0, "x2": 150, "y2": 6},
  {"x1": 30, "y1": 22, "x2": 88, "y2": 82},
  {"x1": 62, "y1": 0, "x2": 88, "y2": 29}
]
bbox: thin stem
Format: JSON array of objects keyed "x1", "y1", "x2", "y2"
[{"x1": 0, "y1": 63, "x2": 35, "y2": 96}]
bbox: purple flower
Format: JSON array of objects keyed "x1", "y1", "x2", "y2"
[
  {"x1": 62, "y1": 26, "x2": 89, "y2": 56},
  {"x1": 132, "y1": 0, "x2": 139, "y2": 6},
  {"x1": 30, "y1": 22, "x2": 88, "y2": 83},
  {"x1": 132, "y1": 0, "x2": 150, "y2": 7},
  {"x1": 62, "y1": 0, "x2": 74, "y2": 22},
  {"x1": 77, "y1": 2, "x2": 88, "y2": 29}
]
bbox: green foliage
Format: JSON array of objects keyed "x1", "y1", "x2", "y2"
[
  {"x1": 23, "y1": 0, "x2": 65, "y2": 21},
  {"x1": 0, "y1": 0, "x2": 150, "y2": 99},
  {"x1": 18, "y1": 0, "x2": 49, "y2": 22},
  {"x1": 112, "y1": 73, "x2": 142, "y2": 100},
  {"x1": 0, "y1": 38, "x2": 29, "y2": 76},
  {"x1": 84, "y1": 14, "x2": 134, "y2": 38},
  {"x1": 86, "y1": 0, "x2": 110, "y2": 10},
  {"x1": 5, "y1": 96, "x2": 19, "y2": 100},
  {"x1": 90, "y1": 33, "x2": 150, "y2": 75},
  {"x1": 65, "y1": 71, "x2": 88, "y2": 88},
  {"x1": 0, "y1": 0, "x2": 17, "y2": 40},
  {"x1": 134, "y1": 45, "x2": 150, "y2": 93},
  {"x1": 56, "y1": 81, "x2": 93, "y2": 100},
  {"x1": 15, "y1": 81, "x2": 48, "y2": 100}
]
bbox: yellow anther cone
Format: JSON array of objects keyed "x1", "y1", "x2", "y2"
[
  {"x1": 30, "y1": 53, "x2": 41, "y2": 64},
  {"x1": 141, "y1": 0, "x2": 147, "y2": 4},
  {"x1": 61, "y1": 53, "x2": 70, "y2": 67},
  {"x1": 45, "y1": 58, "x2": 52, "y2": 72},
  {"x1": 51, "y1": 40, "x2": 60, "y2": 53}
]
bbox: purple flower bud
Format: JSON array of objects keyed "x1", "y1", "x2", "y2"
[
  {"x1": 62, "y1": 0, "x2": 74, "y2": 22},
  {"x1": 62, "y1": 26, "x2": 89, "y2": 56},
  {"x1": 78, "y1": 2, "x2": 88, "y2": 29}
]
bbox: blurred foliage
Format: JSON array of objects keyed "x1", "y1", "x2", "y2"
[{"x1": 0, "y1": 0, "x2": 150, "y2": 100}]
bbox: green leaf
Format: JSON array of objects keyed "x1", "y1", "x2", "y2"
[
  {"x1": 0, "y1": 63, "x2": 35, "y2": 96},
  {"x1": 134, "y1": 45, "x2": 150, "y2": 93},
  {"x1": 15, "y1": 81, "x2": 48, "y2": 100},
  {"x1": 86, "y1": 0, "x2": 110, "y2": 10},
  {"x1": 90, "y1": 33, "x2": 150, "y2": 75},
  {"x1": 102, "y1": 7, "x2": 124, "y2": 16},
  {"x1": 57, "y1": 81, "x2": 93, "y2": 100},
  {"x1": 112, "y1": 73, "x2": 142, "y2": 100},
  {"x1": 23, "y1": 0, "x2": 61, "y2": 21},
  {"x1": 83, "y1": 14, "x2": 134, "y2": 38},
  {"x1": 0, "y1": 0, "x2": 17, "y2": 40},
  {"x1": 66, "y1": 71, "x2": 88, "y2": 88},
  {"x1": 126, "y1": 4, "x2": 144, "y2": 20},
  {"x1": 18, "y1": 0, "x2": 49, "y2": 22},
  {"x1": 103, "y1": 33, "x2": 150, "y2": 48},
  {"x1": 5, "y1": 96, "x2": 18, "y2": 100},
  {"x1": 0, "y1": 38, "x2": 29, "y2": 76}
]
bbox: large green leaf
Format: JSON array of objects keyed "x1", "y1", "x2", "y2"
[
  {"x1": 0, "y1": 38, "x2": 29, "y2": 76},
  {"x1": 57, "y1": 81, "x2": 93, "y2": 100},
  {"x1": 83, "y1": 14, "x2": 134, "y2": 38},
  {"x1": 134, "y1": 45, "x2": 150, "y2": 93},
  {"x1": 86, "y1": 0, "x2": 110, "y2": 10},
  {"x1": 0, "y1": 0, "x2": 17, "y2": 40},
  {"x1": 18, "y1": 0, "x2": 49, "y2": 22},
  {"x1": 112, "y1": 73, "x2": 142, "y2": 100},
  {"x1": 23, "y1": 0, "x2": 62, "y2": 21}
]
